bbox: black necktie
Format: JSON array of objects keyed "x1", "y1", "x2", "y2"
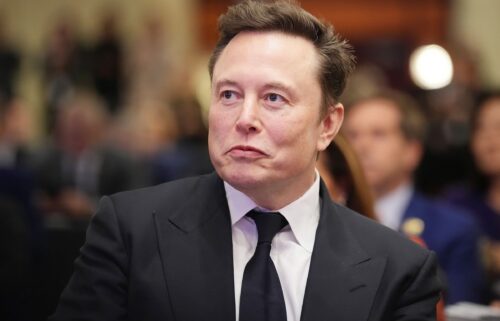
[{"x1": 240, "y1": 210, "x2": 288, "y2": 321}]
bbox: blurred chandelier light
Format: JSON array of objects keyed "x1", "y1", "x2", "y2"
[{"x1": 409, "y1": 44, "x2": 453, "y2": 90}]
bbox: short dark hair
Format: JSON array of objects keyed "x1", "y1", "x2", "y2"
[
  {"x1": 208, "y1": 0, "x2": 356, "y2": 113},
  {"x1": 347, "y1": 89, "x2": 427, "y2": 142},
  {"x1": 471, "y1": 91, "x2": 500, "y2": 133}
]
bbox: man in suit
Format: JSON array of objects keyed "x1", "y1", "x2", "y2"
[
  {"x1": 51, "y1": 1, "x2": 441, "y2": 320},
  {"x1": 343, "y1": 89, "x2": 487, "y2": 304},
  {"x1": 33, "y1": 91, "x2": 139, "y2": 218}
]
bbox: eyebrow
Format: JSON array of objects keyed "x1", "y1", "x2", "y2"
[
  {"x1": 213, "y1": 79, "x2": 297, "y2": 100},
  {"x1": 213, "y1": 79, "x2": 240, "y2": 94},
  {"x1": 263, "y1": 82, "x2": 295, "y2": 94}
]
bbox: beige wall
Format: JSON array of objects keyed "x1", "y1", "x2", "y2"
[
  {"x1": 451, "y1": 0, "x2": 500, "y2": 89},
  {"x1": 1, "y1": 0, "x2": 196, "y2": 55},
  {"x1": 1, "y1": 0, "x2": 197, "y2": 139}
]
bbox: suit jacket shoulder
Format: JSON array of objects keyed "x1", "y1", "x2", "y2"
[
  {"x1": 403, "y1": 192, "x2": 486, "y2": 304},
  {"x1": 300, "y1": 189, "x2": 441, "y2": 321},
  {"x1": 109, "y1": 172, "x2": 226, "y2": 223}
]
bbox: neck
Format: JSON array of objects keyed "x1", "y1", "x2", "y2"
[{"x1": 487, "y1": 176, "x2": 500, "y2": 212}]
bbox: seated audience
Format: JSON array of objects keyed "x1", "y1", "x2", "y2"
[
  {"x1": 0, "y1": 96, "x2": 41, "y2": 321},
  {"x1": 446, "y1": 92, "x2": 500, "y2": 302},
  {"x1": 151, "y1": 97, "x2": 213, "y2": 183},
  {"x1": 343, "y1": 89, "x2": 488, "y2": 304},
  {"x1": 32, "y1": 91, "x2": 136, "y2": 218}
]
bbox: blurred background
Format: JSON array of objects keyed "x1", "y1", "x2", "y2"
[{"x1": 0, "y1": 0, "x2": 499, "y2": 320}]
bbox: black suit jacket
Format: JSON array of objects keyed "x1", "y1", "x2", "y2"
[{"x1": 51, "y1": 173, "x2": 441, "y2": 321}]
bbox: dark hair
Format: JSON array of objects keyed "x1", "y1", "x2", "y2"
[
  {"x1": 347, "y1": 89, "x2": 427, "y2": 142},
  {"x1": 469, "y1": 91, "x2": 500, "y2": 191},
  {"x1": 470, "y1": 91, "x2": 500, "y2": 133},
  {"x1": 208, "y1": 0, "x2": 356, "y2": 113},
  {"x1": 0, "y1": 93, "x2": 11, "y2": 129}
]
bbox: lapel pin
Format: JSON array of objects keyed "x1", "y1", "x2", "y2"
[{"x1": 402, "y1": 218, "x2": 425, "y2": 237}]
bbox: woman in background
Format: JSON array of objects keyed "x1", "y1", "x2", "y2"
[
  {"x1": 318, "y1": 134, "x2": 376, "y2": 220},
  {"x1": 447, "y1": 92, "x2": 500, "y2": 302}
]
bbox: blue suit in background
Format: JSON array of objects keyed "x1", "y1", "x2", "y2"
[{"x1": 402, "y1": 192, "x2": 487, "y2": 304}]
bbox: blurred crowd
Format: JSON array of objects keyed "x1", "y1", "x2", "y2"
[
  {"x1": 1, "y1": 13, "x2": 212, "y2": 321},
  {"x1": 1, "y1": 10, "x2": 500, "y2": 321}
]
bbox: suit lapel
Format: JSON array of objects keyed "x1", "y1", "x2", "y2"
[
  {"x1": 300, "y1": 183, "x2": 386, "y2": 321},
  {"x1": 153, "y1": 174, "x2": 236, "y2": 321}
]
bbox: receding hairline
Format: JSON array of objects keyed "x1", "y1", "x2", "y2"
[
  {"x1": 208, "y1": 0, "x2": 356, "y2": 114},
  {"x1": 211, "y1": 29, "x2": 322, "y2": 81}
]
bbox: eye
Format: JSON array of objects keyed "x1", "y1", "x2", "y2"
[
  {"x1": 264, "y1": 93, "x2": 286, "y2": 107},
  {"x1": 221, "y1": 90, "x2": 235, "y2": 99},
  {"x1": 266, "y1": 93, "x2": 284, "y2": 102},
  {"x1": 219, "y1": 90, "x2": 240, "y2": 104}
]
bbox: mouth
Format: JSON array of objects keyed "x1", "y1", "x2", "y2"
[{"x1": 228, "y1": 145, "x2": 267, "y2": 158}]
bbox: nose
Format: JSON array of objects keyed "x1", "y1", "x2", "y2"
[{"x1": 235, "y1": 97, "x2": 261, "y2": 134}]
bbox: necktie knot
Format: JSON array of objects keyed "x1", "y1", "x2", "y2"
[{"x1": 248, "y1": 210, "x2": 288, "y2": 245}]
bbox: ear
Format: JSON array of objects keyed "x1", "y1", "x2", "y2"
[{"x1": 317, "y1": 103, "x2": 344, "y2": 151}]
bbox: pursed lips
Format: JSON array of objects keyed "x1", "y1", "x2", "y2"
[{"x1": 227, "y1": 145, "x2": 268, "y2": 158}]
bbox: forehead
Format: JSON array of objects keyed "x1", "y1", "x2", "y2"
[
  {"x1": 347, "y1": 98, "x2": 402, "y2": 128},
  {"x1": 212, "y1": 30, "x2": 321, "y2": 85}
]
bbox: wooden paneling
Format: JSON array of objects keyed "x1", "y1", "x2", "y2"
[{"x1": 197, "y1": 0, "x2": 450, "y2": 49}]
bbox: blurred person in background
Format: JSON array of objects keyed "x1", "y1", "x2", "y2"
[
  {"x1": 0, "y1": 96, "x2": 42, "y2": 321},
  {"x1": 344, "y1": 89, "x2": 487, "y2": 304},
  {"x1": 0, "y1": 96, "x2": 33, "y2": 168},
  {"x1": 125, "y1": 15, "x2": 173, "y2": 104},
  {"x1": 416, "y1": 43, "x2": 482, "y2": 196},
  {"x1": 33, "y1": 91, "x2": 135, "y2": 219},
  {"x1": 151, "y1": 96, "x2": 213, "y2": 184},
  {"x1": 90, "y1": 13, "x2": 124, "y2": 114},
  {"x1": 0, "y1": 18, "x2": 20, "y2": 102},
  {"x1": 0, "y1": 94, "x2": 43, "y2": 252},
  {"x1": 108, "y1": 98, "x2": 179, "y2": 187},
  {"x1": 318, "y1": 134, "x2": 376, "y2": 219},
  {"x1": 446, "y1": 92, "x2": 500, "y2": 302},
  {"x1": 42, "y1": 18, "x2": 90, "y2": 133}
]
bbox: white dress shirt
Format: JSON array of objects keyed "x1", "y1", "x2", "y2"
[
  {"x1": 375, "y1": 183, "x2": 414, "y2": 230},
  {"x1": 225, "y1": 173, "x2": 320, "y2": 321}
]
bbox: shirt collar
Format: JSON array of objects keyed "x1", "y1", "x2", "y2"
[
  {"x1": 375, "y1": 183, "x2": 414, "y2": 230},
  {"x1": 224, "y1": 171, "x2": 321, "y2": 252}
]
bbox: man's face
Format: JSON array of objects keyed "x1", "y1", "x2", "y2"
[
  {"x1": 208, "y1": 31, "x2": 341, "y2": 207},
  {"x1": 344, "y1": 99, "x2": 420, "y2": 196}
]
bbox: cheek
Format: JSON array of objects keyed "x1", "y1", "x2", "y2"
[
  {"x1": 265, "y1": 114, "x2": 296, "y2": 144},
  {"x1": 208, "y1": 115, "x2": 225, "y2": 153},
  {"x1": 208, "y1": 108, "x2": 229, "y2": 136},
  {"x1": 275, "y1": 122, "x2": 317, "y2": 153},
  {"x1": 471, "y1": 139, "x2": 487, "y2": 161}
]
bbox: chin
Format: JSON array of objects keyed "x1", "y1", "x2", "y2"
[
  {"x1": 218, "y1": 167, "x2": 268, "y2": 191},
  {"x1": 223, "y1": 171, "x2": 261, "y2": 188}
]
